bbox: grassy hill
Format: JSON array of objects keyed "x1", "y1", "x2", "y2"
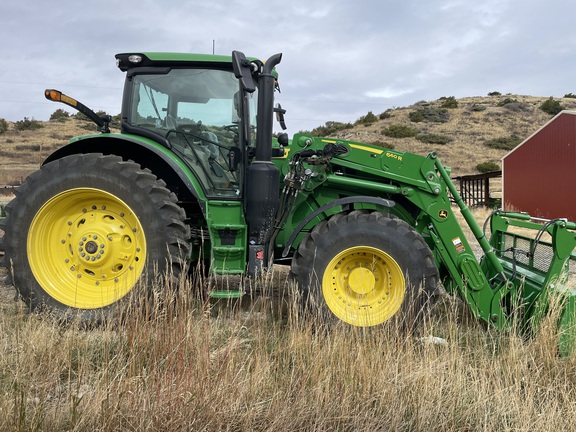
[
  {"x1": 304, "y1": 94, "x2": 576, "y2": 176},
  {"x1": 1, "y1": 94, "x2": 574, "y2": 185},
  {"x1": 0, "y1": 116, "x2": 119, "y2": 185}
]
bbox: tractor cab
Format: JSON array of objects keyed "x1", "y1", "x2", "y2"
[
  {"x1": 115, "y1": 51, "x2": 284, "y2": 277},
  {"x1": 115, "y1": 53, "x2": 259, "y2": 198}
]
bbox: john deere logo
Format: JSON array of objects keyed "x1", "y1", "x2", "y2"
[{"x1": 438, "y1": 209, "x2": 448, "y2": 219}]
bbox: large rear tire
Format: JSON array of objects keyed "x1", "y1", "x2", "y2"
[
  {"x1": 1, "y1": 153, "x2": 190, "y2": 323},
  {"x1": 290, "y1": 211, "x2": 439, "y2": 329}
]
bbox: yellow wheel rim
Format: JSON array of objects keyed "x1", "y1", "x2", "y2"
[
  {"x1": 322, "y1": 246, "x2": 405, "y2": 326},
  {"x1": 27, "y1": 188, "x2": 147, "y2": 309}
]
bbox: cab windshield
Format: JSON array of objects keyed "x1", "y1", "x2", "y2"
[{"x1": 128, "y1": 68, "x2": 257, "y2": 198}]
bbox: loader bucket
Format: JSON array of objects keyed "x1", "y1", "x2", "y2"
[{"x1": 487, "y1": 211, "x2": 576, "y2": 355}]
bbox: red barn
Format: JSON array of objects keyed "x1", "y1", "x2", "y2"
[{"x1": 502, "y1": 110, "x2": 576, "y2": 220}]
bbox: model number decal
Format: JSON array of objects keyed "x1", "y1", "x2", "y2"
[{"x1": 385, "y1": 152, "x2": 403, "y2": 161}]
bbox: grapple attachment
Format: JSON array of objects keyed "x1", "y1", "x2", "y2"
[{"x1": 487, "y1": 211, "x2": 576, "y2": 355}]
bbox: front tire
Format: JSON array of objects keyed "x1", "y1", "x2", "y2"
[
  {"x1": 2, "y1": 153, "x2": 190, "y2": 323},
  {"x1": 290, "y1": 211, "x2": 439, "y2": 329}
]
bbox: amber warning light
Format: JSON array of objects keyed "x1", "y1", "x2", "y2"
[{"x1": 45, "y1": 89, "x2": 78, "y2": 107}]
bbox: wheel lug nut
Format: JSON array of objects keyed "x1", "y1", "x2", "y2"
[
  {"x1": 96, "y1": 281, "x2": 100, "y2": 285},
  {"x1": 119, "y1": 212, "x2": 124, "y2": 217},
  {"x1": 93, "y1": 235, "x2": 98, "y2": 240},
  {"x1": 82, "y1": 237, "x2": 87, "y2": 241},
  {"x1": 132, "y1": 228, "x2": 137, "y2": 233},
  {"x1": 114, "y1": 278, "x2": 119, "y2": 283},
  {"x1": 67, "y1": 221, "x2": 72, "y2": 226},
  {"x1": 82, "y1": 208, "x2": 87, "y2": 213},
  {"x1": 96, "y1": 254, "x2": 101, "y2": 259},
  {"x1": 81, "y1": 253, "x2": 86, "y2": 257},
  {"x1": 100, "y1": 244, "x2": 105, "y2": 248},
  {"x1": 78, "y1": 248, "x2": 83, "y2": 252},
  {"x1": 100, "y1": 250, "x2": 104, "y2": 255},
  {"x1": 92, "y1": 205, "x2": 97, "y2": 210},
  {"x1": 65, "y1": 259, "x2": 69, "y2": 263},
  {"x1": 101, "y1": 205, "x2": 106, "y2": 210},
  {"x1": 61, "y1": 239, "x2": 66, "y2": 244}
]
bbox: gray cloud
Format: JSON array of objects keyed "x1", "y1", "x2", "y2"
[{"x1": 1, "y1": 0, "x2": 575, "y2": 133}]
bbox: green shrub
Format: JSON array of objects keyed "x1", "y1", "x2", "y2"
[
  {"x1": 564, "y1": 93, "x2": 576, "y2": 99},
  {"x1": 381, "y1": 124, "x2": 418, "y2": 138},
  {"x1": 470, "y1": 104, "x2": 487, "y2": 112},
  {"x1": 476, "y1": 161, "x2": 500, "y2": 173},
  {"x1": 488, "y1": 91, "x2": 502, "y2": 96},
  {"x1": 408, "y1": 107, "x2": 449, "y2": 123},
  {"x1": 370, "y1": 140, "x2": 395, "y2": 150},
  {"x1": 379, "y1": 110, "x2": 393, "y2": 120},
  {"x1": 355, "y1": 111, "x2": 378, "y2": 126},
  {"x1": 540, "y1": 97, "x2": 563, "y2": 115},
  {"x1": 497, "y1": 97, "x2": 518, "y2": 107},
  {"x1": 0, "y1": 118, "x2": 8, "y2": 134},
  {"x1": 408, "y1": 111, "x2": 424, "y2": 122},
  {"x1": 74, "y1": 112, "x2": 91, "y2": 122},
  {"x1": 50, "y1": 108, "x2": 70, "y2": 122},
  {"x1": 439, "y1": 96, "x2": 458, "y2": 109},
  {"x1": 303, "y1": 121, "x2": 353, "y2": 137},
  {"x1": 416, "y1": 133, "x2": 452, "y2": 145},
  {"x1": 14, "y1": 117, "x2": 43, "y2": 131},
  {"x1": 484, "y1": 135, "x2": 522, "y2": 150}
]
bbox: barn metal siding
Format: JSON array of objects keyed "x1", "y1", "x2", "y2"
[{"x1": 503, "y1": 111, "x2": 576, "y2": 220}]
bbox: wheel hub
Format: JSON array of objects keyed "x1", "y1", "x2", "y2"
[
  {"x1": 84, "y1": 240, "x2": 99, "y2": 254},
  {"x1": 348, "y1": 267, "x2": 375, "y2": 295}
]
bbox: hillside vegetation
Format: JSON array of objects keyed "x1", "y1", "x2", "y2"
[
  {"x1": 303, "y1": 94, "x2": 576, "y2": 176},
  {"x1": 1, "y1": 94, "x2": 575, "y2": 185}
]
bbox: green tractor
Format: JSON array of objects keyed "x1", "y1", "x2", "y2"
[{"x1": 1, "y1": 51, "x2": 576, "y2": 353}]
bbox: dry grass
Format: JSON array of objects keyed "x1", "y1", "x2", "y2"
[
  {"x1": 0, "y1": 118, "x2": 113, "y2": 185},
  {"x1": 1, "y1": 261, "x2": 576, "y2": 431}
]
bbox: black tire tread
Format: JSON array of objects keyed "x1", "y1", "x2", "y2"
[
  {"x1": 1, "y1": 153, "x2": 190, "y2": 321},
  {"x1": 289, "y1": 210, "x2": 439, "y2": 329}
]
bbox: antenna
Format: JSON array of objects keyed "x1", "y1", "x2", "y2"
[{"x1": 212, "y1": 40, "x2": 215, "y2": 55}]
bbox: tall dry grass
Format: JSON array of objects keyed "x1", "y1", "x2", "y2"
[{"x1": 1, "y1": 264, "x2": 576, "y2": 432}]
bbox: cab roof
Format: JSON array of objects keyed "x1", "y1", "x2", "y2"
[{"x1": 115, "y1": 52, "x2": 258, "y2": 72}]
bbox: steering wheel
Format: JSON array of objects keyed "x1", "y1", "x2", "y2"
[{"x1": 223, "y1": 124, "x2": 239, "y2": 132}]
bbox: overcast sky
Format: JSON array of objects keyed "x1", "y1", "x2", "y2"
[{"x1": 1, "y1": 0, "x2": 575, "y2": 133}]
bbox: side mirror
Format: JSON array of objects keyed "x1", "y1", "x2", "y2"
[
  {"x1": 232, "y1": 51, "x2": 256, "y2": 93},
  {"x1": 274, "y1": 103, "x2": 287, "y2": 130},
  {"x1": 228, "y1": 147, "x2": 242, "y2": 172}
]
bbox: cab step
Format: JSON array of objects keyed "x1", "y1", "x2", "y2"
[{"x1": 209, "y1": 290, "x2": 245, "y2": 299}]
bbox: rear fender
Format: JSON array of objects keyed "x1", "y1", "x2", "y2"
[{"x1": 43, "y1": 134, "x2": 206, "y2": 213}]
